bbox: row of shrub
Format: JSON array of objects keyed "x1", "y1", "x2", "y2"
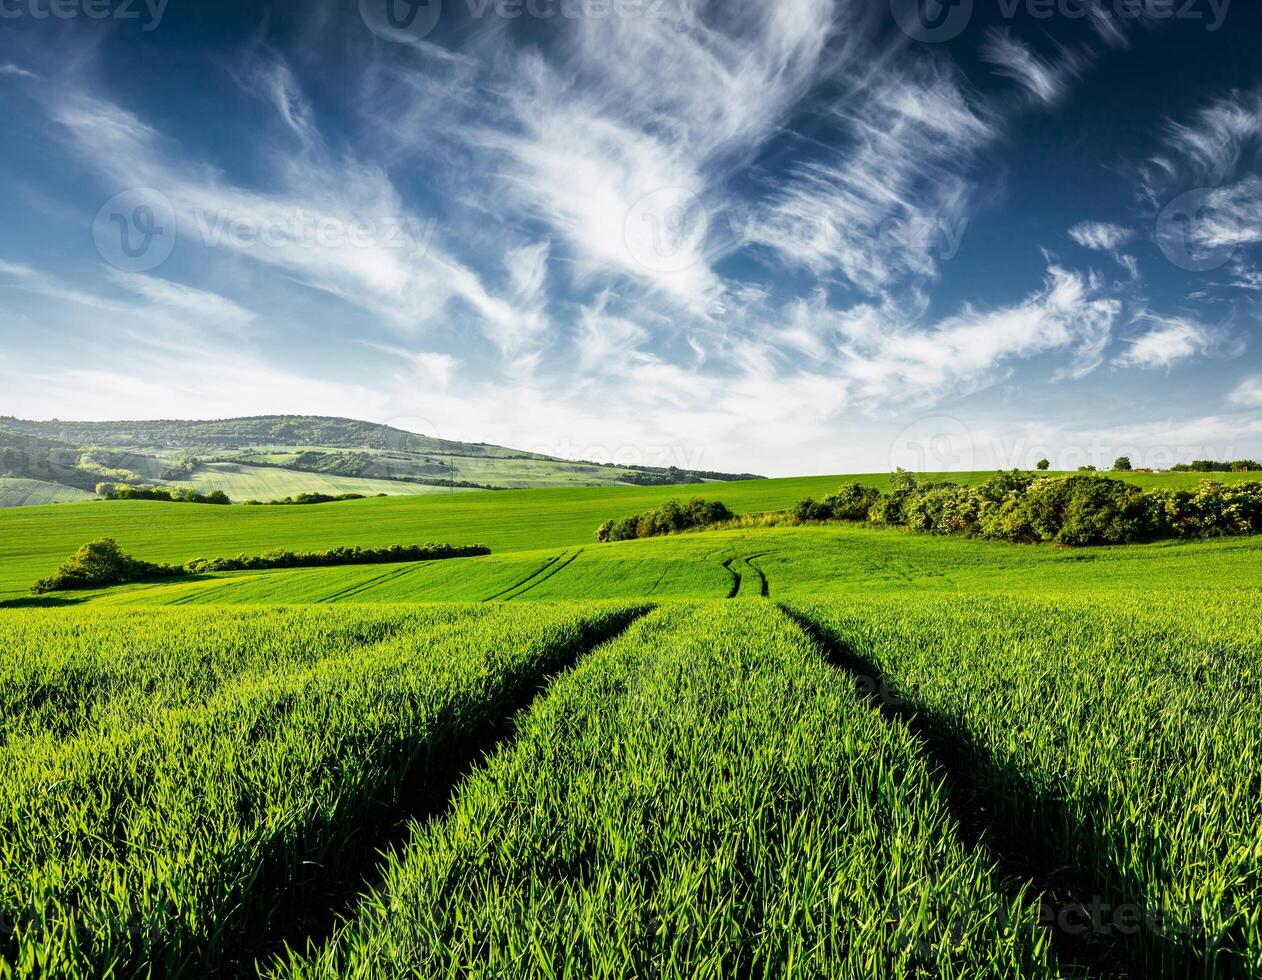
[
  {"x1": 32, "y1": 540, "x2": 491, "y2": 593},
  {"x1": 794, "y1": 471, "x2": 1262, "y2": 546},
  {"x1": 183, "y1": 543, "x2": 490, "y2": 573},
  {"x1": 243, "y1": 492, "x2": 375, "y2": 506},
  {"x1": 96, "y1": 483, "x2": 231, "y2": 505},
  {"x1": 595, "y1": 497, "x2": 734, "y2": 543},
  {"x1": 1170, "y1": 459, "x2": 1261, "y2": 473}
]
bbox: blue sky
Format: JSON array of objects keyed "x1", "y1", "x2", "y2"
[{"x1": 0, "y1": 0, "x2": 1260, "y2": 475}]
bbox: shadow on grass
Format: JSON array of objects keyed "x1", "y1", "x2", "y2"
[
  {"x1": 0, "y1": 574, "x2": 226, "y2": 609},
  {"x1": 781, "y1": 606, "x2": 1243, "y2": 980},
  {"x1": 0, "y1": 595, "x2": 92, "y2": 608},
  {"x1": 238, "y1": 606, "x2": 653, "y2": 978}
]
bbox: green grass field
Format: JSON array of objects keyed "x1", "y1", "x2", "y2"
[
  {"x1": 0, "y1": 478, "x2": 96, "y2": 508},
  {"x1": 164, "y1": 462, "x2": 473, "y2": 501},
  {"x1": 2, "y1": 470, "x2": 1260, "y2": 977},
  {"x1": 3, "y1": 468, "x2": 1257, "y2": 601}
]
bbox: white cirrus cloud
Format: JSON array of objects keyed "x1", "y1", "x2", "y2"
[
  {"x1": 1069, "y1": 221, "x2": 1133, "y2": 251},
  {"x1": 747, "y1": 59, "x2": 994, "y2": 294},
  {"x1": 1113, "y1": 314, "x2": 1229, "y2": 370},
  {"x1": 981, "y1": 29, "x2": 1087, "y2": 106},
  {"x1": 1228, "y1": 375, "x2": 1262, "y2": 408}
]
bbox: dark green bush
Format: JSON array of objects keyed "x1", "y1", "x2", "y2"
[
  {"x1": 789, "y1": 472, "x2": 1262, "y2": 547},
  {"x1": 595, "y1": 498, "x2": 735, "y2": 543},
  {"x1": 96, "y1": 483, "x2": 231, "y2": 505},
  {"x1": 247, "y1": 493, "x2": 367, "y2": 506},
  {"x1": 31, "y1": 539, "x2": 182, "y2": 593},
  {"x1": 792, "y1": 482, "x2": 880, "y2": 523},
  {"x1": 32, "y1": 542, "x2": 490, "y2": 593}
]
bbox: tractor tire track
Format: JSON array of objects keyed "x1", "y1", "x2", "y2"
[
  {"x1": 744, "y1": 553, "x2": 772, "y2": 598},
  {"x1": 316, "y1": 562, "x2": 428, "y2": 604},
  {"x1": 781, "y1": 605, "x2": 1122, "y2": 980},
  {"x1": 242, "y1": 606, "x2": 652, "y2": 978},
  {"x1": 482, "y1": 553, "x2": 567, "y2": 602},
  {"x1": 502, "y1": 549, "x2": 585, "y2": 601}
]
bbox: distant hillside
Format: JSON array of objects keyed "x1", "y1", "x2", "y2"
[{"x1": 0, "y1": 416, "x2": 764, "y2": 507}]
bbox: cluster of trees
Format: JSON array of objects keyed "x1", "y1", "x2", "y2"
[
  {"x1": 243, "y1": 492, "x2": 374, "y2": 506},
  {"x1": 1171, "y1": 459, "x2": 1262, "y2": 473},
  {"x1": 794, "y1": 471, "x2": 1262, "y2": 546},
  {"x1": 31, "y1": 539, "x2": 183, "y2": 593},
  {"x1": 596, "y1": 497, "x2": 735, "y2": 543},
  {"x1": 96, "y1": 483, "x2": 231, "y2": 505},
  {"x1": 32, "y1": 540, "x2": 491, "y2": 593},
  {"x1": 1034, "y1": 457, "x2": 1262, "y2": 473}
]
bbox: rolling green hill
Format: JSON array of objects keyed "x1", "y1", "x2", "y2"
[
  {"x1": 0, "y1": 415, "x2": 764, "y2": 505},
  {"x1": 3, "y1": 466, "x2": 1261, "y2": 976},
  {"x1": 3, "y1": 468, "x2": 1260, "y2": 601},
  {"x1": 0, "y1": 478, "x2": 97, "y2": 508}
]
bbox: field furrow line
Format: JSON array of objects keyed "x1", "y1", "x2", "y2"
[
  {"x1": 500, "y1": 548, "x2": 585, "y2": 601},
  {"x1": 780, "y1": 602, "x2": 1232, "y2": 980},
  {"x1": 480, "y1": 552, "x2": 566, "y2": 602}
]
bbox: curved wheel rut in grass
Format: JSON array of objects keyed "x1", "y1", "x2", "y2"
[
  {"x1": 232, "y1": 605, "x2": 650, "y2": 978},
  {"x1": 481, "y1": 552, "x2": 566, "y2": 602},
  {"x1": 722, "y1": 555, "x2": 772, "y2": 599},
  {"x1": 501, "y1": 549, "x2": 585, "y2": 601},
  {"x1": 781, "y1": 605, "x2": 1130, "y2": 980}
]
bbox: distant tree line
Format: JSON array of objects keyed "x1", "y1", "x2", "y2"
[
  {"x1": 596, "y1": 497, "x2": 735, "y2": 543},
  {"x1": 32, "y1": 540, "x2": 491, "y2": 593},
  {"x1": 793, "y1": 471, "x2": 1262, "y2": 546},
  {"x1": 1033, "y1": 457, "x2": 1260, "y2": 473},
  {"x1": 96, "y1": 483, "x2": 231, "y2": 505},
  {"x1": 1170, "y1": 459, "x2": 1262, "y2": 473},
  {"x1": 182, "y1": 543, "x2": 490, "y2": 574},
  {"x1": 228, "y1": 458, "x2": 498, "y2": 490},
  {"x1": 244, "y1": 492, "x2": 378, "y2": 506}
]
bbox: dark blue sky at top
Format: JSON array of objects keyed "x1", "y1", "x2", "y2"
[{"x1": 0, "y1": 0, "x2": 1260, "y2": 472}]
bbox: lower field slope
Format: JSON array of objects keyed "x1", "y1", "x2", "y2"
[
  {"x1": 0, "y1": 602, "x2": 646, "y2": 978},
  {"x1": 274, "y1": 602, "x2": 1055, "y2": 979},
  {"x1": 789, "y1": 592, "x2": 1262, "y2": 978}
]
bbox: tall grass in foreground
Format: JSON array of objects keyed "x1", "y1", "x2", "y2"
[
  {"x1": 791, "y1": 593, "x2": 1262, "y2": 978},
  {"x1": 0, "y1": 606, "x2": 483, "y2": 746},
  {"x1": 0, "y1": 602, "x2": 644, "y2": 978},
  {"x1": 275, "y1": 602, "x2": 1055, "y2": 979}
]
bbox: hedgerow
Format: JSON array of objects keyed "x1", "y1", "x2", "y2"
[
  {"x1": 796, "y1": 471, "x2": 1262, "y2": 546},
  {"x1": 32, "y1": 541, "x2": 491, "y2": 593},
  {"x1": 595, "y1": 497, "x2": 734, "y2": 543},
  {"x1": 96, "y1": 483, "x2": 231, "y2": 504}
]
